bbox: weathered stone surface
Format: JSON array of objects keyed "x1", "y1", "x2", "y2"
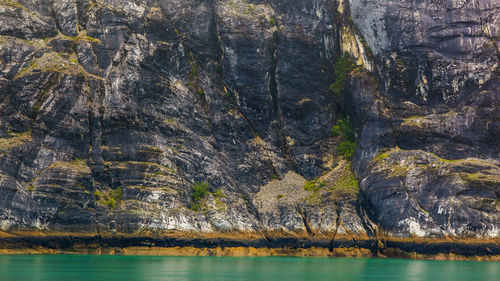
[
  {"x1": 0, "y1": 0, "x2": 497, "y2": 254},
  {"x1": 345, "y1": 0, "x2": 499, "y2": 238}
]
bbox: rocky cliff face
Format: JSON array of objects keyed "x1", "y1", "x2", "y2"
[{"x1": 0, "y1": 0, "x2": 498, "y2": 255}]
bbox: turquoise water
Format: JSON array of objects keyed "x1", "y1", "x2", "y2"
[{"x1": 0, "y1": 255, "x2": 498, "y2": 281}]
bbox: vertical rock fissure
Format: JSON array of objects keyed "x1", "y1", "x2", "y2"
[
  {"x1": 329, "y1": 203, "x2": 342, "y2": 252},
  {"x1": 298, "y1": 206, "x2": 313, "y2": 236},
  {"x1": 268, "y1": 20, "x2": 298, "y2": 172}
]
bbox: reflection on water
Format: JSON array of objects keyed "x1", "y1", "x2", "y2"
[{"x1": 0, "y1": 255, "x2": 498, "y2": 281}]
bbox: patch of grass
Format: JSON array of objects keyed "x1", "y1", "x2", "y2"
[
  {"x1": 111, "y1": 186, "x2": 123, "y2": 200},
  {"x1": 94, "y1": 190, "x2": 101, "y2": 200},
  {"x1": 0, "y1": 0, "x2": 26, "y2": 9},
  {"x1": 276, "y1": 194, "x2": 284, "y2": 200},
  {"x1": 28, "y1": 185, "x2": 34, "y2": 192},
  {"x1": 104, "y1": 198, "x2": 116, "y2": 209},
  {"x1": 389, "y1": 163, "x2": 411, "y2": 177},
  {"x1": 0, "y1": 130, "x2": 32, "y2": 150},
  {"x1": 374, "y1": 151, "x2": 391, "y2": 161},
  {"x1": 212, "y1": 188, "x2": 225, "y2": 198},
  {"x1": 401, "y1": 115, "x2": 425, "y2": 127},
  {"x1": 15, "y1": 59, "x2": 38, "y2": 78},
  {"x1": 14, "y1": 52, "x2": 102, "y2": 80},
  {"x1": 303, "y1": 179, "x2": 327, "y2": 191},
  {"x1": 460, "y1": 172, "x2": 500, "y2": 186},
  {"x1": 102, "y1": 187, "x2": 122, "y2": 209},
  {"x1": 71, "y1": 158, "x2": 86, "y2": 166},
  {"x1": 83, "y1": 36, "x2": 101, "y2": 44},
  {"x1": 304, "y1": 190, "x2": 321, "y2": 204},
  {"x1": 77, "y1": 182, "x2": 85, "y2": 190},
  {"x1": 330, "y1": 163, "x2": 359, "y2": 195}
]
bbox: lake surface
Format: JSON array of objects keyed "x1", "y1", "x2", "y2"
[{"x1": 0, "y1": 255, "x2": 498, "y2": 281}]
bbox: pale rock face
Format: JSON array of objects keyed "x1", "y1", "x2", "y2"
[{"x1": 0, "y1": 0, "x2": 497, "y2": 244}]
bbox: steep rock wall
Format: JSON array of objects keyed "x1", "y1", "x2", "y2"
[{"x1": 0, "y1": 0, "x2": 497, "y2": 249}]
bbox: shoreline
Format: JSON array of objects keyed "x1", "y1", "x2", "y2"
[{"x1": 0, "y1": 234, "x2": 499, "y2": 261}]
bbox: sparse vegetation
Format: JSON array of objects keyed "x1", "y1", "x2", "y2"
[
  {"x1": 329, "y1": 163, "x2": 359, "y2": 195},
  {"x1": 77, "y1": 182, "x2": 85, "y2": 190},
  {"x1": 111, "y1": 186, "x2": 123, "y2": 201},
  {"x1": 269, "y1": 16, "x2": 277, "y2": 27},
  {"x1": 303, "y1": 179, "x2": 327, "y2": 191},
  {"x1": 190, "y1": 181, "x2": 209, "y2": 211},
  {"x1": 276, "y1": 194, "x2": 284, "y2": 200},
  {"x1": 331, "y1": 118, "x2": 356, "y2": 159},
  {"x1": 101, "y1": 187, "x2": 123, "y2": 209},
  {"x1": 374, "y1": 151, "x2": 390, "y2": 161},
  {"x1": 0, "y1": 0, "x2": 26, "y2": 9},
  {"x1": 99, "y1": 187, "x2": 123, "y2": 209},
  {"x1": 0, "y1": 130, "x2": 32, "y2": 150},
  {"x1": 329, "y1": 52, "x2": 354, "y2": 97},
  {"x1": 330, "y1": 125, "x2": 341, "y2": 137},
  {"x1": 337, "y1": 140, "x2": 356, "y2": 159},
  {"x1": 331, "y1": 118, "x2": 355, "y2": 141},
  {"x1": 401, "y1": 115, "x2": 426, "y2": 127},
  {"x1": 104, "y1": 198, "x2": 116, "y2": 209},
  {"x1": 212, "y1": 188, "x2": 225, "y2": 198}
]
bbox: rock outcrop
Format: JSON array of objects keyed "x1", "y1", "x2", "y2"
[{"x1": 0, "y1": 0, "x2": 498, "y2": 257}]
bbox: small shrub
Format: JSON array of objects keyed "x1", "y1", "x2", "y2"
[
  {"x1": 190, "y1": 181, "x2": 209, "y2": 210},
  {"x1": 331, "y1": 118, "x2": 356, "y2": 159},
  {"x1": 105, "y1": 198, "x2": 116, "y2": 209},
  {"x1": 192, "y1": 181, "x2": 209, "y2": 201},
  {"x1": 269, "y1": 16, "x2": 277, "y2": 27},
  {"x1": 337, "y1": 140, "x2": 356, "y2": 159},
  {"x1": 94, "y1": 191, "x2": 101, "y2": 200},
  {"x1": 336, "y1": 118, "x2": 355, "y2": 142},
  {"x1": 276, "y1": 194, "x2": 284, "y2": 200},
  {"x1": 329, "y1": 52, "x2": 354, "y2": 97},
  {"x1": 111, "y1": 186, "x2": 123, "y2": 201},
  {"x1": 330, "y1": 125, "x2": 341, "y2": 137},
  {"x1": 77, "y1": 182, "x2": 85, "y2": 190}
]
